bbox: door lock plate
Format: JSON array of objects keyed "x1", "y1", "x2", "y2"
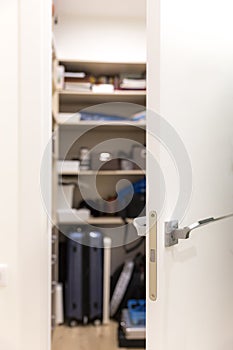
[
  {"x1": 149, "y1": 211, "x2": 157, "y2": 301},
  {"x1": 165, "y1": 220, "x2": 179, "y2": 247}
]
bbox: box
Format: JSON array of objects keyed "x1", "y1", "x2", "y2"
[
  {"x1": 57, "y1": 160, "x2": 80, "y2": 175},
  {"x1": 57, "y1": 208, "x2": 90, "y2": 224},
  {"x1": 120, "y1": 309, "x2": 145, "y2": 340},
  {"x1": 128, "y1": 299, "x2": 146, "y2": 326}
]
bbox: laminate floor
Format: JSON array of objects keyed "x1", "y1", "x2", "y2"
[{"x1": 52, "y1": 321, "x2": 144, "y2": 350}]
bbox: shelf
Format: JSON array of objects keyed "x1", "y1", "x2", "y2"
[
  {"x1": 77, "y1": 217, "x2": 134, "y2": 225},
  {"x1": 59, "y1": 60, "x2": 146, "y2": 76},
  {"x1": 58, "y1": 89, "x2": 146, "y2": 108},
  {"x1": 59, "y1": 90, "x2": 146, "y2": 97},
  {"x1": 58, "y1": 216, "x2": 134, "y2": 225},
  {"x1": 60, "y1": 170, "x2": 145, "y2": 176},
  {"x1": 55, "y1": 113, "x2": 146, "y2": 129},
  {"x1": 87, "y1": 217, "x2": 124, "y2": 225}
]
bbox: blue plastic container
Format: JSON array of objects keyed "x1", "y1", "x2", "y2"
[{"x1": 127, "y1": 299, "x2": 146, "y2": 325}]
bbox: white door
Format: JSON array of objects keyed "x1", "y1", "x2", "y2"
[{"x1": 146, "y1": 0, "x2": 233, "y2": 349}]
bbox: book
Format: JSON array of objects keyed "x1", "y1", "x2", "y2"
[
  {"x1": 119, "y1": 73, "x2": 146, "y2": 90},
  {"x1": 80, "y1": 112, "x2": 128, "y2": 121},
  {"x1": 64, "y1": 72, "x2": 86, "y2": 78},
  {"x1": 79, "y1": 110, "x2": 146, "y2": 122},
  {"x1": 65, "y1": 82, "x2": 92, "y2": 91},
  {"x1": 120, "y1": 79, "x2": 146, "y2": 90}
]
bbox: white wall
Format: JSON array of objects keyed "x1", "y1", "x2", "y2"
[
  {"x1": 54, "y1": 15, "x2": 146, "y2": 63},
  {"x1": 0, "y1": 1, "x2": 51, "y2": 350},
  {"x1": 56, "y1": 0, "x2": 146, "y2": 19},
  {"x1": 0, "y1": 2, "x2": 20, "y2": 348}
]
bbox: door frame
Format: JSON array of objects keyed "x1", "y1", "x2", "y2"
[{"x1": 18, "y1": 0, "x2": 52, "y2": 349}]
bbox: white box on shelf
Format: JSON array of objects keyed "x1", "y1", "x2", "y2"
[
  {"x1": 57, "y1": 113, "x2": 81, "y2": 125},
  {"x1": 57, "y1": 160, "x2": 80, "y2": 175},
  {"x1": 92, "y1": 84, "x2": 114, "y2": 93},
  {"x1": 57, "y1": 208, "x2": 90, "y2": 224}
]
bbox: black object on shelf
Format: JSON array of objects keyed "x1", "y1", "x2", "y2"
[{"x1": 118, "y1": 327, "x2": 145, "y2": 348}]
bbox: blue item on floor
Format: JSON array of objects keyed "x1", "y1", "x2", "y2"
[{"x1": 127, "y1": 299, "x2": 146, "y2": 326}]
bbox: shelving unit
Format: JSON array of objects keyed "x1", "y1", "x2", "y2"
[{"x1": 51, "y1": 56, "x2": 146, "y2": 333}]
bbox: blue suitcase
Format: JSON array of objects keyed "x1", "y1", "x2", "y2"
[
  {"x1": 89, "y1": 231, "x2": 103, "y2": 321},
  {"x1": 65, "y1": 230, "x2": 103, "y2": 326}
]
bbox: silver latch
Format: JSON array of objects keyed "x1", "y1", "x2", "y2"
[
  {"x1": 133, "y1": 216, "x2": 146, "y2": 236},
  {"x1": 165, "y1": 213, "x2": 233, "y2": 247}
]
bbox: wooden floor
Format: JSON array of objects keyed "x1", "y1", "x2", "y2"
[{"x1": 52, "y1": 321, "x2": 143, "y2": 350}]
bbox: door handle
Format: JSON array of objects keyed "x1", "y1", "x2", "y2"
[
  {"x1": 165, "y1": 213, "x2": 233, "y2": 247},
  {"x1": 133, "y1": 212, "x2": 157, "y2": 301}
]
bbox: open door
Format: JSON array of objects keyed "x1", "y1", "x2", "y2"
[{"x1": 146, "y1": 0, "x2": 233, "y2": 349}]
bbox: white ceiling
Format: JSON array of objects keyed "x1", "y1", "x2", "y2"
[{"x1": 55, "y1": 0, "x2": 146, "y2": 19}]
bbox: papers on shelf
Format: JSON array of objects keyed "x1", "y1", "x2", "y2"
[
  {"x1": 56, "y1": 112, "x2": 146, "y2": 124},
  {"x1": 120, "y1": 79, "x2": 146, "y2": 90},
  {"x1": 65, "y1": 82, "x2": 92, "y2": 91},
  {"x1": 57, "y1": 160, "x2": 80, "y2": 174},
  {"x1": 57, "y1": 209, "x2": 91, "y2": 224},
  {"x1": 92, "y1": 84, "x2": 114, "y2": 93},
  {"x1": 64, "y1": 72, "x2": 86, "y2": 78}
]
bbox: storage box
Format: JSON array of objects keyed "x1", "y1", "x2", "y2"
[
  {"x1": 127, "y1": 299, "x2": 146, "y2": 326},
  {"x1": 120, "y1": 308, "x2": 145, "y2": 341},
  {"x1": 57, "y1": 208, "x2": 90, "y2": 224},
  {"x1": 57, "y1": 160, "x2": 80, "y2": 175}
]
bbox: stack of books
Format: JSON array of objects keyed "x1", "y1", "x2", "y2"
[
  {"x1": 119, "y1": 74, "x2": 146, "y2": 90},
  {"x1": 62, "y1": 70, "x2": 146, "y2": 92},
  {"x1": 64, "y1": 72, "x2": 93, "y2": 92},
  {"x1": 79, "y1": 110, "x2": 146, "y2": 121}
]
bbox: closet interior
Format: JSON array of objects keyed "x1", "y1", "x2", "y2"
[{"x1": 51, "y1": 1, "x2": 146, "y2": 349}]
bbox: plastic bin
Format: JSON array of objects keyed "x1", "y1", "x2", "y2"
[{"x1": 127, "y1": 299, "x2": 146, "y2": 326}]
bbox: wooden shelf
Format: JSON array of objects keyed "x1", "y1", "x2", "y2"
[
  {"x1": 58, "y1": 216, "x2": 135, "y2": 225},
  {"x1": 58, "y1": 89, "x2": 146, "y2": 109},
  {"x1": 59, "y1": 60, "x2": 146, "y2": 76},
  {"x1": 54, "y1": 113, "x2": 146, "y2": 129},
  {"x1": 60, "y1": 170, "x2": 145, "y2": 176},
  {"x1": 87, "y1": 217, "x2": 124, "y2": 225},
  {"x1": 59, "y1": 90, "x2": 146, "y2": 97}
]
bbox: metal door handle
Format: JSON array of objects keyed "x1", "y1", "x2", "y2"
[{"x1": 165, "y1": 213, "x2": 233, "y2": 247}]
